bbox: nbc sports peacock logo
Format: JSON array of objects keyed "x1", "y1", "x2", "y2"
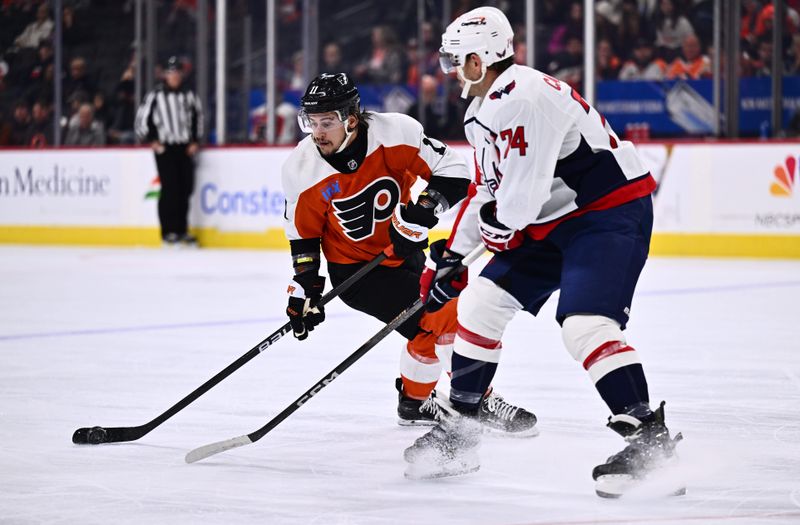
[{"x1": 769, "y1": 155, "x2": 798, "y2": 197}]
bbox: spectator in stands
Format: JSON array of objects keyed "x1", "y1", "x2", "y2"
[
  {"x1": 275, "y1": 96, "x2": 299, "y2": 145},
  {"x1": 64, "y1": 57, "x2": 96, "y2": 105},
  {"x1": 666, "y1": 33, "x2": 711, "y2": 79},
  {"x1": 65, "y1": 89, "x2": 90, "y2": 127},
  {"x1": 107, "y1": 67, "x2": 137, "y2": 145},
  {"x1": 26, "y1": 61, "x2": 54, "y2": 106},
  {"x1": 354, "y1": 25, "x2": 405, "y2": 85},
  {"x1": 406, "y1": 74, "x2": 463, "y2": 141},
  {"x1": 597, "y1": 38, "x2": 622, "y2": 80},
  {"x1": 13, "y1": 3, "x2": 52, "y2": 50},
  {"x1": 741, "y1": 0, "x2": 764, "y2": 52},
  {"x1": 786, "y1": 33, "x2": 800, "y2": 75},
  {"x1": 755, "y1": 2, "x2": 799, "y2": 41},
  {"x1": 746, "y1": 37, "x2": 775, "y2": 77},
  {"x1": 288, "y1": 50, "x2": 305, "y2": 90},
  {"x1": 9, "y1": 99, "x2": 31, "y2": 145},
  {"x1": 653, "y1": 0, "x2": 695, "y2": 61},
  {"x1": 419, "y1": 21, "x2": 443, "y2": 76},
  {"x1": 407, "y1": 22, "x2": 443, "y2": 85},
  {"x1": 321, "y1": 41, "x2": 350, "y2": 78},
  {"x1": 548, "y1": 1, "x2": 583, "y2": 57},
  {"x1": 405, "y1": 37, "x2": 421, "y2": 85},
  {"x1": 25, "y1": 98, "x2": 52, "y2": 147},
  {"x1": 595, "y1": 1, "x2": 622, "y2": 43},
  {"x1": 93, "y1": 92, "x2": 111, "y2": 131},
  {"x1": 27, "y1": 40, "x2": 52, "y2": 86},
  {"x1": 64, "y1": 102, "x2": 105, "y2": 146},
  {"x1": 547, "y1": 34, "x2": 583, "y2": 89},
  {"x1": 0, "y1": 106, "x2": 11, "y2": 145},
  {"x1": 689, "y1": 0, "x2": 714, "y2": 45},
  {"x1": 0, "y1": 58, "x2": 8, "y2": 96},
  {"x1": 637, "y1": 0, "x2": 660, "y2": 20},
  {"x1": 619, "y1": 37, "x2": 667, "y2": 80},
  {"x1": 616, "y1": 0, "x2": 653, "y2": 61},
  {"x1": 61, "y1": 5, "x2": 90, "y2": 50},
  {"x1": 514, "y1": 40, "x2": 528, "y2": 65}
]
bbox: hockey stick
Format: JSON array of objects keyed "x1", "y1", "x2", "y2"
[
  {"x1": 184, "y1": 244, "x2": 485, "y2": 464},
  {"x1": 72, "y1": 247, "x2": 392, "y2": 445}
]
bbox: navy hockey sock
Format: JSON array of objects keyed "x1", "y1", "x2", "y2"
[
  {"x1": 594, "y1": 363, "x2": 651, "y2": 415},
  {"x1": 449, "y1": 352, "x2": 497, "y2": 414}
]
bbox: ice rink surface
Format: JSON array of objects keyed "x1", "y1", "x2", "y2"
[{"x1": 1, "y1": 246, "x2": 800, "y2": 525}]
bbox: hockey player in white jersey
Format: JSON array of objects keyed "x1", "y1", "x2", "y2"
[{"x1": 404, "y1": 7, "x2": 684, "y2": 497}]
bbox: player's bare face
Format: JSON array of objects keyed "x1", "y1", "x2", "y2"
[{"x1": 309, "y1": 113, "x2": 347, "y2": 156}]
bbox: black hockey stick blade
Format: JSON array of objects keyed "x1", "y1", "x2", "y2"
[
  {"x1": 185, "y1": 245, "x2": 485, "y2": 463},
  {"x1": 72, "y1": 248, "x2": 390, "y2": 445}
]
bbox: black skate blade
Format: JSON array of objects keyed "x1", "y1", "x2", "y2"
[
  {"x1": 404, "y1": 464, "x2": 480, "y2": 480},
  {"x1": 483, "y1": 425, "x2": 540, "y2": 438},
  {"x1": 595, "y1": 473, "x2": 686, "y2": 499},
  {"x1": 397, "y1": 418, "x2": 438, "y2": 427}
]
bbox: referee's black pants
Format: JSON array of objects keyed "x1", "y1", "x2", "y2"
[{"x1": 154, "y1": 144, "x2": 195, "y2": 239}]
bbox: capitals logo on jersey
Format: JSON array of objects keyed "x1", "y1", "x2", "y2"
[
  {"x1": 332, "y1": 177, "x2": 401, "y2": 241},
  {"x1": 489, "y1": 80, "x2": 516, "y2": 100}
]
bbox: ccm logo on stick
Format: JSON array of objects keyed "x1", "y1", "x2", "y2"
[{"x1": 297, "y1": 372, "x2": 340, "y2": 406}]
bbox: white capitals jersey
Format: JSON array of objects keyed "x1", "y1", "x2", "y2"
[
  {"x1": 283, "y1": 112, "x2": 469, "y2": 267},
  {"x1": 447, "y1": 64, "x2": 655, "y2": 256}
]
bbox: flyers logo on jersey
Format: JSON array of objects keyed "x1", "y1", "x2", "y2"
[
  {"x1": 489, "y1": 80, "x2": 516, "y2": 100},
  {"x1": 332, "y1": 177, "x2": 401, "y2": 241}
]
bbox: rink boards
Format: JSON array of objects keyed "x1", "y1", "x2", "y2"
[{"x1": 0, "y1": 142, "x2": 798, "y2": 258}]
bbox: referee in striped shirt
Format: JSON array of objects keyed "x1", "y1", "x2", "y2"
[{"x1": 135, "y1": 56, "x2": 203, "y2": 246}]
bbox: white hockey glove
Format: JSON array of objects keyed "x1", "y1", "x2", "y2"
[{"x1": 478, "y1": 200, "x2": 524, "y2": 253}]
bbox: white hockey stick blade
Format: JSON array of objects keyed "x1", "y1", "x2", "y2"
[{"x1": 185, "y1": 435, "x2": 252, "y2": 463}]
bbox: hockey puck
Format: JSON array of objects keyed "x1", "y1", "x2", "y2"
[
  {"x1": 72, "y1": 426, "x2": 108, "y2": 445},
  {"x1": 87, "y1": 426, "x2": 108, "y2": 444}
]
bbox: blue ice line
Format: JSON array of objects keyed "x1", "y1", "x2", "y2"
[
  {"x1": 2, "y1": 280, "x2": 798, "y2": 342},
  {"x1": 0, "y1": 311, "x2": 357, "y2": 342}
]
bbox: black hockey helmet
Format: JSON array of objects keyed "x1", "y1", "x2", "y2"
[
  {"x1": 298, "y1": 73, "x2": 360, "y2": 131},
  {"x1": 164, "y1": 56, "x2": 182, "y2": 73}
]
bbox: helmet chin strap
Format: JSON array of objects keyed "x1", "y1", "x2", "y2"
[
  {"x1": 457, "y1": 63, "x2": 487, "y2": 99},
  {"x1": 335, "y1": 124, "x2": 356, "y2": 154}
]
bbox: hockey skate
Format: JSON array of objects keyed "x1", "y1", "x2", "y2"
[
  {"x1": 396, "y1": 378, "x2": 440, "y2": 426},
  {"x1": 480, "y1": 390, "x2": 539, "y2": 437},
  {"x1": 404, "y1": 397, "x2": 482, "y2": 480},
  {"x1": 593, "y1": 401, "x2": 685, "y2": 498}
]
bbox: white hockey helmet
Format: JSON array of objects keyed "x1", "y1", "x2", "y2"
[{"x1": 440, "y1": 7, "x2": 514, "y2": 98}]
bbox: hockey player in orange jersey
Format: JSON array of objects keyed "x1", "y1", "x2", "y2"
[{"x1": 282, "y1": 72, "x2": 537, "y2": 435}]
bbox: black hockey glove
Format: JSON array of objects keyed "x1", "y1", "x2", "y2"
[
  {"x1": 389, "y1": 200, "x2": 439, "y2": 258},
  {"x1": 286, "y1": 273, "x2": 326, "y2": 341},
  {"x1": 419, "y1": 239, "x2": 468, "y2": 313}
]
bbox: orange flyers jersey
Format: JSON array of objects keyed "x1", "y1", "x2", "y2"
[{"x1": 282, "y1": 112, "x2": 469, "y2": 267}]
